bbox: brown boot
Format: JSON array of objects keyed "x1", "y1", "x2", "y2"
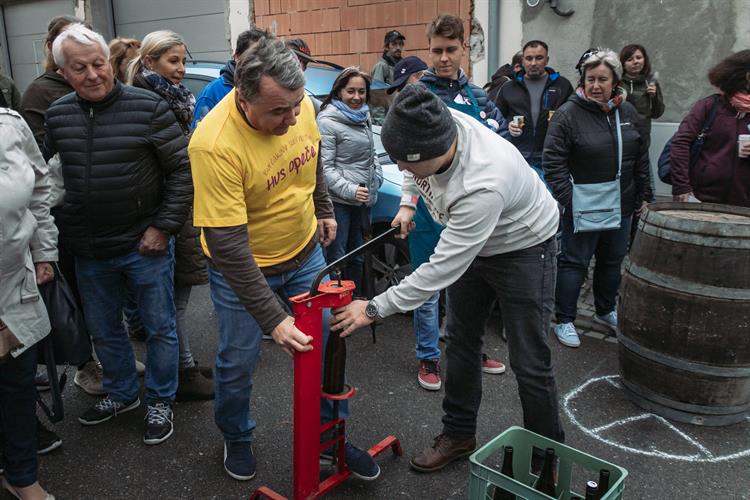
[
  {"x1": 409, "y1": 433, "x2": 476, "y2": 472},
  {"x1": 175, "y1": 366, "x2": 214, "y2": 402}
]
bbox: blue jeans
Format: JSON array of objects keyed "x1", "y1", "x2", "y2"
[
  {"x1": 414, "y1": 293, "x2": 441, "y2": 360},
  {"x1": 75, "y1": 240, "x2": 178, "y2": 403},
  {"x1": 555, "y1": 216, "x2": 632, "y2": 324},
  {"x1": 0, "y1": 346, "x2": 37, "y2": 487},
  {"x1": 410, "y1": 198, "x2": 443, "y2": 361},
  {"x1": 326, "y1": 203, "x2": 367, "y2": 291},
  {"x1": 209, "y1": 244, "x2": 347, "y2": 443}
]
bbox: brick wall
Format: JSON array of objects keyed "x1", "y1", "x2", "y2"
[{"x1": 254, "y1": 0, "x2": 473, "y2": 77}]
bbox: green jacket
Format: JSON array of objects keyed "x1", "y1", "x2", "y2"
[{"x1": 0, "y1": 72, "x2": 21, "y2": 111}]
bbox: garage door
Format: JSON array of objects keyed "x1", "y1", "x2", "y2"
[
  {"x1": 2, "y1": 0, "x2": 74, "y2": 92},
  {"x1": 112, "y1": 0, "x2": 230, "y2": 62}
]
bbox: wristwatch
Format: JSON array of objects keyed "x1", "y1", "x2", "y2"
[{"x1": 365, "y1": 300, "x2": 381, "y2": 320}]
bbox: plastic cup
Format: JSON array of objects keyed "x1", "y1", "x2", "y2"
[
  {"x1": 738, "y1": 134, "x2": 750, "y2": 158},
  {"x1": 513, "y1": 115, "x2": 525, "y2": 128}
]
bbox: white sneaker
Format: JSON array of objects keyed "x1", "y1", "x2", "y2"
[
  {"x1": 74, "y1": 361, "x2": 105, "y2": 396},
  {"x1": 554, "y1": 322, "x2": 580, "y2": 348},
  {"x1": 594, "y1": 311, "x2": 618, "y2": 333}
]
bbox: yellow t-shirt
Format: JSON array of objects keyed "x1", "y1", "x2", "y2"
[{"x1": 189, "y1": 89, "x2": 320, "y2": 267}]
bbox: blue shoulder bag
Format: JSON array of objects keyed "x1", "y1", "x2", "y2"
[{"x1": 571, "y1": 109, "x2": 623, "y2": 233}]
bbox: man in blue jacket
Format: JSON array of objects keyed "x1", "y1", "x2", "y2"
[
  {"x1": 495, "y1": 40, "x2": 573, "y2": 180},
  {"x1": 192, "y1": 28, "x2": 269, "y2": 127},
  {"x1": 420, "y1": 14, "x2": 508, "y2": 138}
]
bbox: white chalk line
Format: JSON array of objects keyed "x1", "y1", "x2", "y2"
[{"x1": 563, "y1": 375, "x2": 750, "y2": 463}]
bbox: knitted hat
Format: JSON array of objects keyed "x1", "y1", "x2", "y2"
[{"x1": 381, "y1": 85, "x2": 457, "y2": 162}]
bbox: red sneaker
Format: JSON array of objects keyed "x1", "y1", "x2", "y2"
[
  {"x1": 481, "y1": 353, "x2": 506, "y2": 375},
  {"x1": 418, "y1": 359, "x2": 442, "y2": 391}
]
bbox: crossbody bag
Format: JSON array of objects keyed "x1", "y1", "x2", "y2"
[{"x1": 571, "y1": 108, "x2": 623, "y2": 233}]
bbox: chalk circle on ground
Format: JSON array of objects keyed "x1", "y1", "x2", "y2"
[{"x1": 563, "y1": 375, "x2": 750, "y2": 463}]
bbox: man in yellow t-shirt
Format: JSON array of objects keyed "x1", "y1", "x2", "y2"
[{"x1": 190, "y1": 37, "x2": 380, "y2": 482}]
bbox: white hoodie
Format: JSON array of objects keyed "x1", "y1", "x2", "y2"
[{"x1": 372, "y1": 108, "x2": 559, "y2": 318}]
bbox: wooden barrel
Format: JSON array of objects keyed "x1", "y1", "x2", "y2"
[{"x1": 618, "y1": 202, "x2": 750, "y2": 426}]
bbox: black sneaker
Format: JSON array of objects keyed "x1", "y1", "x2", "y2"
[
  {"x1": 36, "y1": 418, "x2": 62, "y2": 454},
  {"x1": 224, "y1": 441, "x2": 257, "y2": 480},
  {"x1": 321, "y1": 442, "x2": 380, "y2": 481},
  {"x1": 143, "y1": 401, "x2": 173, "y2": 445},
  {"x1": 78, "y1": 396, "x2": 140, "y2": 426}
]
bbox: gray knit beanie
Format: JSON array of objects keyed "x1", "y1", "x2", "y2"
[{"x1": 381, "y1": 84, "x2": 457, "y2": 162}]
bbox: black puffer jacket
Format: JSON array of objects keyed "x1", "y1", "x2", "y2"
[
  {"x1": 495, "y1": 68, "x2": 574, "y2": 164},
  {"x1": 132, "y1": 73, "x2": 207, "y2": 286},
  {"x1": 542, "y1": 94, "x2": 652, "y2": 217},
  {"x1": 44, "y1": 81, "x2": 192, "y2": 259}
]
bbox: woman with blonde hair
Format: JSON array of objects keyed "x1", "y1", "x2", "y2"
[
  {"x1": 108, "y1": 37, "x2": 141, "y2": 82},
  {"x1": 128, "y1": 30, "x2": 211, "y2": 401}
]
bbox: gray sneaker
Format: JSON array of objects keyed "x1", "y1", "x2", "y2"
[
  {"x1": 594, "y1": 311, "x2": 618, "y2": 333},
  {"x1": 74, "y1": 361, "x2": 105, "y2": 396},
  {"x1": 554, "y1": 322, "x2": 581, "y2": 348}
]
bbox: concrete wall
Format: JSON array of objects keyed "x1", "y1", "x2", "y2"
[
  {"x1": 253, "y1": 0, "x2": 472, "y2": 74},
  {"x1": 507, "y1": 0, "x2": 744, "y2": 123}
]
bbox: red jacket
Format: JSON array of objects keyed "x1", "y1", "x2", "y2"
[{"x1": 671, "y1": 95, "x2": 750, "y2": 207}]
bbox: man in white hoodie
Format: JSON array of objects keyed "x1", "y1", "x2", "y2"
[{"x1": 331, "y1": 85, "x2": 564, "y2": 473}]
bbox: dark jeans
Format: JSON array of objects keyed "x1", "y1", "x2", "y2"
[
  {"x1": 0, "y1": 346, "x2": 38, "y2": 487},
  {"x1": 326, "y1": 203, "x2": 368, "y2": 291},
  {"x1": 441, "y1": 238, "x2": 564, "y2": 443},
  {"x1": 555, "y1": 216, "x2": 632, "y2": 324}
]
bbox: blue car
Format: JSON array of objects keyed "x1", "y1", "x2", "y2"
[{"x1": 184, "y1": 61, "x2": 410, "y2": 294}]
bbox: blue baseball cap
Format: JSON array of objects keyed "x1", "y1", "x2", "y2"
[{"x1": 387, "y1": 56, "x2": 428, "y2": 94}]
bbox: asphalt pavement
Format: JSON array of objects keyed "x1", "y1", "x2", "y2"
[{"x1": 13, "y1": 284, "x2": 750, "y2": 500}]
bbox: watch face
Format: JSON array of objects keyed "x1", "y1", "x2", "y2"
[{"x1": 366, "y1": 302, "x2": 378, "y2": 319}]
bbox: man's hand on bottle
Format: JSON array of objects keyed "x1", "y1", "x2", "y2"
[
  {"x1": 271, "y1": 316, "x2": 313, "y2": 357},
  {"x1": 330, "y1": 300, "x2": 373, "y2": 338}
]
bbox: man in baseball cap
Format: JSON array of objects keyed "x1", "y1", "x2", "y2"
[
  {"x1": 371, "y1": 29, "x2": 406, "y2": 123},
  {"x1": 331, "y1": 85, "x2": 564, "y2": 474},
  {"x1": 387, "y1": 56, "x2": 428, "y2": 94},
  {"x1": 285, "y1": 38, "x2": 314, "y2": 70}
]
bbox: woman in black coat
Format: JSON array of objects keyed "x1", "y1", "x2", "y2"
[
  {"x1": 543, "y1": 49, "x2": 652, "y2": 349},
  {"x1": 128, "y1": 30, "x2": 211, "y2": 401}
]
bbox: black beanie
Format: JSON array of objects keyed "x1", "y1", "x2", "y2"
[{"x1": 381, "y1": 84, "x2": 457, "y2": 162}]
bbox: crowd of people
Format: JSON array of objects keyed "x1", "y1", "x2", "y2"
[{"x1": 1, "y1": 10, "x2": 749, "y2": 500}]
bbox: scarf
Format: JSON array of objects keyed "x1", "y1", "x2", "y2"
[
  {"x1": 331, "y1": 99, "x2": 370, "y2": 124},
  {"x1": 575, "y1": 85, "x2": 627, "y2": 113},
  {"x1": 730, "y1": 92, "x2": 750, "y2": 118},
  {"x1": 141, "y1": 69, "x2": 195, "y2": 134}
]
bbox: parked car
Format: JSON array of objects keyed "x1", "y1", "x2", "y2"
[{"x1": 184, "y1": 60, "x2": 410, "y2": 295}]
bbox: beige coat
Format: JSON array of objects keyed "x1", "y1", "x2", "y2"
[{"x1": 0, "y1": 108, "x2": 58, "y2": 356}]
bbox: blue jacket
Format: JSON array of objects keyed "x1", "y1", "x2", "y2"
[
  {"x1": 192, "y1": 60, "x2": 235, "y2": 128},
  {"x1": 420, "y1": 69, "x2": 509, "y2": 139}
]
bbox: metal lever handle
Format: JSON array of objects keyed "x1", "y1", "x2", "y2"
[{"x1": 309, "y1": 226, "x2": 400, "y2": 297}]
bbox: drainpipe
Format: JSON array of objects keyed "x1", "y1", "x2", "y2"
[{"x1": 487, "y1": 0, "x2": 500, "y2": 81}]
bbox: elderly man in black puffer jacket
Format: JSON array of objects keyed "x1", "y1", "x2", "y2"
[{"x1": 43, "y1": 24, "x2": 191, "y2": 446}]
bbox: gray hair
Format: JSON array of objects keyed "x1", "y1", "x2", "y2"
[
  {"x1": 52, "y1": 23, "x2": 109, "y2": 67},
  {"x1": 235, "y1": 36, "x2": 305, "y2": 103},
  {"x1": 582, "y1": 49, "x2": 622, "y2": 82}
]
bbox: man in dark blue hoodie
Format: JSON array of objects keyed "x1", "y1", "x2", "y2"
[
  {"x1": 192, "y1": 28, "x2": 269, "y2": 127},
  {"x1": 419, "y1": 14, "x2": 508, "y2": 138},
  {"x1": 495, "y1": 40, "x2": 573, "y2": 180}
]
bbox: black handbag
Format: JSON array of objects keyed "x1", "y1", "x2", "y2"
[
  {"x1": 37, "y1": 263, "x2": 92, "y2": 422},
  {"x1": 38, "y1": 262, "x2": 92, "y2": 366}
]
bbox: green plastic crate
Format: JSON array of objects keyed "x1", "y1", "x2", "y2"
[{"x1": 469, "y1": 426, "x2": 628, "y2": 500}]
